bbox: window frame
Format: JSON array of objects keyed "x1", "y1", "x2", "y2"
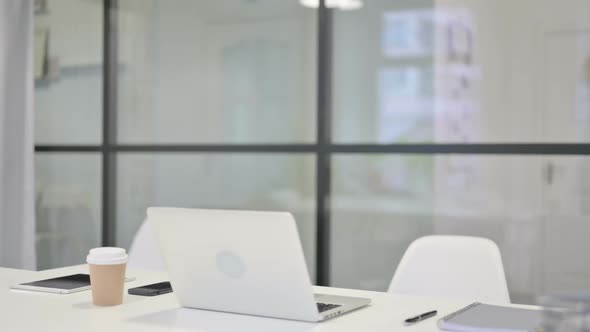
[{"x1": 34, "y1": 0, "x2": 590, "y2": 286}]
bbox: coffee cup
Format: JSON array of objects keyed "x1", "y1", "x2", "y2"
[{"x1": 86, "y1": 247, "x2": 128, "y2": 306}]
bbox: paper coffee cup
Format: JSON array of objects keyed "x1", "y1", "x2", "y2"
[{"x1": 86, "y1": 247, "x2": 128, "y2": 306}]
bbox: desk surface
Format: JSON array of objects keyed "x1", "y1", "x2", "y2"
[{"x1": 0, "y1": 265, "x2": 536, "y2": 331}]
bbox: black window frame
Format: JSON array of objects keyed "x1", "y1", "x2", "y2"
[{"x1": 34, "y1": 0, "x2": 590, "y2": 286}]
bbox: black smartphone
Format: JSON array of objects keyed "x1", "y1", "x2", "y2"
[{"x1": 128, "y1": 281, "x2": 173, "y2": 296}]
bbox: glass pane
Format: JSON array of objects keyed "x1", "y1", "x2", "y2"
[
  {"x1": 331, "y1": 154, "x2": 590, "y2": 304},
  {"x1": 116, "y1": 153, "x2": 316, "y2": 278},
  {"x1": 332, "y1": 0, "x2": 590, "y2": 143},
  {"x1": 35, "y1": 153, "x2": 102, "y2": 270},
  {"x1": 34, "y1": 0, "x2": 103, "y2": 145},
  {"x1": 117, "y1": 1, "x2": 317, "y2": 143},
  {"x1": 331, "y1": 154, "x2": 433, "y2": 291}
]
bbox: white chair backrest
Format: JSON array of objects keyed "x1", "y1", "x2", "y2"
[
  {"x1": 388, "y1": 235, "x2": 510, "y2": 303},
  {"x1": 127, "y1": 219, "x2": 166, "y2": 271}
]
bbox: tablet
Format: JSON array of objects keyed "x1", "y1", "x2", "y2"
[{"x1": 10, "y1": 273, "x2": 136, "y2": 294}]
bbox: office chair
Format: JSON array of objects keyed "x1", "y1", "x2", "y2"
[
  {"x1": 388, "y1": 235, "x2": 510, "y2": 303},
  {"x1": 128, "y1": 219, "x2": 166, "y2": 271}
]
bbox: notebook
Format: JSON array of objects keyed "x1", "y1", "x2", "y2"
[{"x1": 438, "y1": 302, "x2": 543, "y2": 332}]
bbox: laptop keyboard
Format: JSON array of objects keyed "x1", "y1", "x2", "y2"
[{"x1": 316, "y1": 302, "x2": 342, "y2": 313}]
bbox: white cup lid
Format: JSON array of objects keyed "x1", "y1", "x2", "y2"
[{"x1": 86, "y1": 247, "x2": 128, "y2": 265}]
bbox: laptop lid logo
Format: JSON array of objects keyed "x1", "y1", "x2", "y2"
[{"x1": 216, "y1": 250, "x2": 246, "y2": 279}]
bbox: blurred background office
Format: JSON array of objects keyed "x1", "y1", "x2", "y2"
[{"x1": 30, "y1": 0, "x2": 590, "y2": 305}]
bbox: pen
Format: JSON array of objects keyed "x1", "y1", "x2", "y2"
[{"x1": 404, "y1": 310, "x2": 437, "y2": 325}]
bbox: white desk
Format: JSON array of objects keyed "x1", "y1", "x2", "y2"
[{"x1": 0, "y1": 265, "x2": 537, "y2": 331}]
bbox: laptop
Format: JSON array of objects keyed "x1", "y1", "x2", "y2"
[{"x1": 147, "y1": 207, "x2": 371, "y2": 322}]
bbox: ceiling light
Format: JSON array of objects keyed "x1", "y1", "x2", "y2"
[{"x1": 300, "y1": 0, "x2": 363, "y2": 10}]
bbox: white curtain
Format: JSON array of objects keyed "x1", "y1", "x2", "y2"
[{"x1": 0, "y1": 0, "x2": 36, "y2": 269}]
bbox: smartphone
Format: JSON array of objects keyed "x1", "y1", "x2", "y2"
[
  {"x1": 10, "y1": 274, "x2": 136, "y2": 294},
  {"x1": 128, "y1": 281, "x2": 173, "y2": 296}
]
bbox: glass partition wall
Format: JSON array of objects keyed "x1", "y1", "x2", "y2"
[{"x1": 35, "y1": 0, "x2": 590, "y2": 304}]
